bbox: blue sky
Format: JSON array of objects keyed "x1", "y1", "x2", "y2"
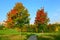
[{"x1": 0, "y1": 0, "x2": 60, "y2": 24}]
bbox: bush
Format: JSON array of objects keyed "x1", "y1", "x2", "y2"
[{"x1": 0, "y1": 24, "x2": 4, "y2": 30}]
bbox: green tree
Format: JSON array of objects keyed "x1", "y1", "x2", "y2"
[{"x1": 5, "y1": 3, "x2": 30, "y2": 28}]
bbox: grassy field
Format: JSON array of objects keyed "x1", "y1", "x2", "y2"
[
  {"x1": 0, "y1": 29, "x2": 60, "y2": 40},
  {"x1": 0, "y1": 29, "x2": 20, "y2": 35}
]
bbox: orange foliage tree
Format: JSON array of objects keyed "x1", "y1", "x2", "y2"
[
  {"x1": 5, "y1": 9, "x2": 17, "y2": 28},
  {"x1": 34, "y1": 8, "x2": 49, "y2": 32},
  {"x1": 5, "y1": 3, "x2": 30, "y2": 28}
]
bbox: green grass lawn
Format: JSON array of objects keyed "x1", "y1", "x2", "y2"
[
  {"x1": 0, "y1": 29, "x2": 20, "y2": 35},
  {"x1": 0, "y1": 29, "x2": 60, "y2": 40}
]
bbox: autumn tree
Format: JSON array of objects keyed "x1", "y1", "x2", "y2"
[
  {"x1": 34, "y1": 8, "x2": 49, "y2": 32},
  {"x1": 5, "y1": 3, "x2": 30, "y2": 28}
]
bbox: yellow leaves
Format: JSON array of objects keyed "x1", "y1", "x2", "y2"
[
  {"x1": 14, "y1": 2, "x2": 24, "y2": 12},
  {"x1": 22, "y1": 26, "x2": 27, "y2": 32},
  {"x1": 15, "y1": 2, "x2": 24, "y2": 8},
  {"x1": 55, "y1": 27, "x2": 58, "y2": 32},
  {"x1": 15, "y1": 27, "x2": 21, "y2": 32},
  {"x1": 26, "y1": 13, "x2": 28, "y2": 16}
]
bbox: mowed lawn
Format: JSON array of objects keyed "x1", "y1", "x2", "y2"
[
  {"x1": 0, "y1": 29, "x2": 60, "y2": 40},
  {"x1": 0, "y1": 29, "x2": 20, "y2": 35}
]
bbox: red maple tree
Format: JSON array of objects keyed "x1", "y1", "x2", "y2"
[
  {"x1": 35, "y1": 8, "x2": 48, "y2": 24},
  {"x1": 34, "y1": 8, "x2": 49, "y2": 32}
]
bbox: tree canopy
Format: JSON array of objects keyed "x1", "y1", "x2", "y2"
[
  {"x1": 5, "y1": 3, "x2": 30, "y2": 28},
  {"x1": 34, "y1": 8, "x2": 49, "y2": 32}
]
